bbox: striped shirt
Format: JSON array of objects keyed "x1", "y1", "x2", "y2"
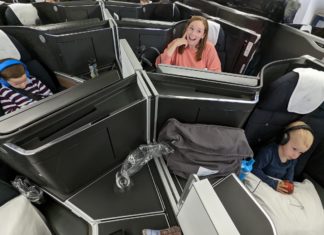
[{"x1": 0, "y1": 77, "x2": 53, "y2": 114}]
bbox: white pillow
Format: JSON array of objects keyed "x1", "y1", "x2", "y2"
[
  {"x1": 9, "y1": 3, "x2": 40, "y2": 26},
  {"x1": 207, "y1": 20, "x2": 220, "y2": 45},
  {"x1": 0, "y1": 30, "x2": 21, "y2": 60},
  {"x1": 0, "y1": 195, "x2": 52, "y2": 235}
]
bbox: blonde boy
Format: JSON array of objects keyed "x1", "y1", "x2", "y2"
[{"x1": 252, "y1": 121, "x2": 314, "y2": 194}]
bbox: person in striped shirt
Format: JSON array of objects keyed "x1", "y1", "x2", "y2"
[{"x1": 0, "y1": 59, "x2": 53, "y2": 114}]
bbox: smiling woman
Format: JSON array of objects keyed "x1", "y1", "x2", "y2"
[{"x1": 155, "y1": 16, "x2": 222, "y2": 72}]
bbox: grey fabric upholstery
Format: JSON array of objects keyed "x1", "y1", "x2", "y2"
[{"x1": 158, "y1": 118, "x2": 253, "y2": 179}]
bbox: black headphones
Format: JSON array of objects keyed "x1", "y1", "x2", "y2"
[{"x1": 279, "y1": 124, "x2": 313, "y2": 145}]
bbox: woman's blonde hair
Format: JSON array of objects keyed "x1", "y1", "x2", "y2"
[{"x1": 178, "y1": 16, "x2": 208, "y2": 61}]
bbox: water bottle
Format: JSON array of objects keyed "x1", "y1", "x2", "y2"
[
  {"x1": 115, "y1": 143, "x2": 173, "y2": 192},
  {"x1": 88, "y1": 58, "x2": 99, "y2": 79},
  {"x1": 239, "y1": 158, "x2": 255, "y2": 181}
]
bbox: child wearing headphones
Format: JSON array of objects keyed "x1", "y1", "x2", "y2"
[
  {"x1": 0, "y1": 58, "x2": 53, "y2": 114},
  {"x1": 252, "y1": 121, "x2": 314, "y2": 194}
]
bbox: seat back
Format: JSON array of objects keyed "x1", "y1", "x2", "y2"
[
  {"x1": 1, "y1": 20, "x2": 114, "y2": 76},
  {"x1": 105, "y1": 1, "x2": 144, "y2": 20},
  {"x1": 117, "y1": 19, "x2": 177, "y2": 68},
  {"x1": 5, "y1": 3, "x2": 41, "y2": 26},
  {"x1": 209, "y1": 0, "x2": 286, "y2": 22},
  {"x1": 142, "y1": 3, "x2": 181, "y2": 22},
  {"x1": 183, "y1": 0, "x2": 269, "y2": 34},
  {"x1": 0, "y1": 2, "x2": 7, "y2": 25}
]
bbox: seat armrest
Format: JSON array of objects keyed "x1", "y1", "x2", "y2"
[{"x1": 54, "y1": 71, "x2": 84, "y2": 88}]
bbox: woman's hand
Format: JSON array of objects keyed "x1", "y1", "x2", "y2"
[
  {"x1": 173, "y1": 33, "x2": 188, "y2": 48},
  {"x1": 165, "y1": 33, "x2": 188, "y2": 57}
]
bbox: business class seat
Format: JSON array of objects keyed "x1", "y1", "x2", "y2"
[
  {"x1": 170, "y1": 18, "x2": 226, "y2": 70},
  {"x1": 4, "y1": 1, "x2": 103, "y2": 26},
  {"x1": 1, "y1": 30, "x2": 59, "y2": 86},
  {"x1": 0, "y1": 30, "x2": 61, "y2": 117},
  {"x1": 244, "y1": 56, "x2": 324, "y2": 181},
  {"x1": 5, "y1": 3, "x2": 42, "y2": 26},
  {"x1": 0, "y1": 30, "x2": 60, "y2": 92}
]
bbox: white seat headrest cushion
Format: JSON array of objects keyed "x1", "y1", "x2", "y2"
[
  {"x1": 207, "y1": 20, "x2": 221, "y2": 45},
  {"x1": 9, "y1": 3, "x2": 40, "y2": 26},
  {"x1": 0, "y1": 30, "x2": 21, "y2": 60}
]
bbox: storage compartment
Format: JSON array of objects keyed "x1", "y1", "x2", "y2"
[
  {"x1": 143, "y1": 71, "x2": 260, "y2": 141},
  {"x1": 68, "y1": 164, "x2": 164, "y2": 220},
  {"x1": 0, "y1": 75, "x2": 149, "y2": 200},
  {"x1": 1, "y1": 22, "x2": 116, "y2": 76},
  {"x1": 99, "y1": 214, "x2": 169, "y2": 235}
]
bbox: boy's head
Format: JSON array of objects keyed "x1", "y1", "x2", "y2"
[
  {"x1": 279, "y1": 121, "x2": 314, "y2": 161},
  {"x1": 0, "y1": 59, "x2": 28, "y2": 89}
]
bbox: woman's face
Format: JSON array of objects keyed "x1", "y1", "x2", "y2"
[{"x1": 185, "y1": 20, "x2": 205, "y2": 48}]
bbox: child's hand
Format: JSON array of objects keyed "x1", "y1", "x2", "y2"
[{"x1": 276, "y1": 181, "x2": 289, "y2": 194}]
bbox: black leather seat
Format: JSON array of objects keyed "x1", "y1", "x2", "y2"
[{"x1": 0, "y1": 2, "x2": 8, "y2": 25}]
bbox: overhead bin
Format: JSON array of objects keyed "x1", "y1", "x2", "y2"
[{"x1": 0, "y1": 73, "x2": 149, "y2": 199}]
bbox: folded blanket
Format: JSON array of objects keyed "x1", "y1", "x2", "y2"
[
  {"x1": 244, "y1": 173, "x2": 324, "y2": 235},
  {"x1": 0, "y1": 195, "x2": 52, "y2": 235}
]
